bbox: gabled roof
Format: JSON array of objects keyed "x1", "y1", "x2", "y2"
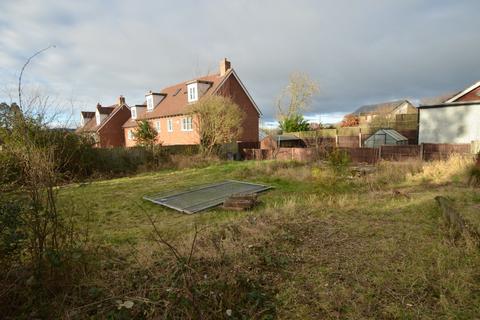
[
  {"x1": 97, "y1": 105, "x2": 115, "y2": 115},
  {"x1": 367, "y1": 129, "x2": 408, "y2": 142},
  {"x1": 76, "y1": 116, "x2": 97, "y2": 133},
  {"x1": 81, "y1": 111, "x2": 95, "y2": 118},
  {"x1": 77, "y1": 103, "x2": 128, "y2": 133},
  {"x1": 445, "y1": 81, "x2": 480, "y2": 103},
  {"x1": 139, "y1": 73, "x2": 226, "y2": 120},
  {"x1": 420, "y1": 92, "x2": 459, "y2": 106},
  {"x1": 122, "y1": 68, "x2": 261, "y2": 128},
  {"x1": 353, "y1": 100, "x2": 411, "y2": 116},
  {"x1": 96, "y1": 104, "x2": 130, "y2": 132},
  {"x1": 123, "y1": 105, "x2": 147, "y2": 128}
]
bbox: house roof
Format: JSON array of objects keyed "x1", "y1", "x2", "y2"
[
  {"x1": 81, "y1": 111, "x2": 95, "y2": 118},
  {"x1": 445, "y1": 81, "x2": 480, "y2": 103},
  {"x1": 367, "y1": 129, "x2": 408, "y2": 142},
  {"x1": 98, "y1": 105, "x2": 115, "y2": 115},
  {"x1": 353, "y1": 100, "x2": 410, "y2": 116},
  {"x1": 122, "y1": 68, "x2": 261, "y2": 128},
  {"x1": 418, "y1": 100, "x2": 480, "y2": 109},
  {"x1": 77, "y1": 103, "x2": 127, "y2": 133},
  {"x1": 76, "y1": 116, "x2": 97, "y2": 133},
  {"x1": 123, "y1": 105, "x2": 147, "y2": 128},
  {"x1": 420, "y1": 92, "x2": 459, "y2": 106}
]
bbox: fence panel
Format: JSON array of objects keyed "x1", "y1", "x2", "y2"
[
  {"x1": 422, "y1": 143, "x2": 471, "y2": 161},
  {"x1": 338, "y1": 136, "x2": 359, "y2": 148},
  {"x1": 380, "y1": 145, "x2": 421, "y2": 161},
  {"x1": 339, "y1": 147, "x2": 379, "y2": 164}
]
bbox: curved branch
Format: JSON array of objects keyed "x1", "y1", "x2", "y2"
[{"x1": 18, "y1": 45, "x2": 56, "y2": 110}]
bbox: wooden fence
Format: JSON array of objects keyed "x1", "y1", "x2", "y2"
[
  {"x1": 288, "y1": 128, "x2": 419, "y2": 147},
  {"x1": 243, "y1": 143, "x2": 476, "y2": 164},
  {"x1": 422, "y1": 143, "x2": 471, "y2": 161},
  {"x1": 379, "y1": 145, "x2": 421, "y2": 161}
]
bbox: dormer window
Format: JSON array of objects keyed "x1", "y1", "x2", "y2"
[
  {"x1": 95, "y1": 110, "x2": 101, "y2": 125},
  {"x1": 146, "y1": 95, "x2": 154, "y2": 111},
  {"x1": 188, "y1": 84, "x2": 197, "y2": 102},
  {"x1": 145, "y1": 92, "x2": 166, "y2": 112},
  {"x1": 131, "y1": 107, "x2": 137, "y2": 119},
  {"x1": 187, "y1": 80, "x2": 212, "y2": 103}
]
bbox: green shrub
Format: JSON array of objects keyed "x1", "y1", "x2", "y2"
[
  {"x1": 0, "y1": 150, "x2": 22, "y2": 191},
  {"x1": 327, "y1": 148, "x2": 351, "y2": 175},
  {"x1": 468, "y1": 166, "x2": 480, "y2": 187},
  {"x1": 0, "y1": 201, "x2": 26, "y2": 265}
]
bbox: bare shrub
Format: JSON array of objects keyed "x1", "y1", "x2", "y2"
[
  {"x1": 408, "y1": 154, "x2": 474, "y2": 185},
  {"x1": 190, "y1": 95, "x2": 245, "y2": 156}
]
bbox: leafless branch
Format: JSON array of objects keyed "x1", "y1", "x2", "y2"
[{"x1": 18, "y1": 45, "x2": 55, "y2": 111}]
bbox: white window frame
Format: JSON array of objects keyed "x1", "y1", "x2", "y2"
[
  {"x1": 131, "y1": 107, "x2": 137, "y2": 119},
  {"x1": 146, "y1": 95, "x2": 154, "y2": 111},
  {"x1": 187, "y1": 83, "x2": 198, "y2": 102},
  {"x1": 155, "y1": 120, "x2": 161, "y2": 132},
  {"x1": 128, "y1": 129, "x2": 134, "y2": 140},
  {"x1": 181, "y1": 117, "x2": 193, "y2": 131},
  {"x1": 167, "y1": 119, "x2": 173, "y2": 132}
]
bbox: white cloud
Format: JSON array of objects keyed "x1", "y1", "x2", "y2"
[{"x1": 1, "y1": 0, "x2": 479, "y2": 124}]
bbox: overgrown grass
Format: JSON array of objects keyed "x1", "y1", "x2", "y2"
[{"x1": 6, "y1": 157, "x2": 480, "y2": 318}]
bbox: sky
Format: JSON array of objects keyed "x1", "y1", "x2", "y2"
[{"x1": 1, "y1": 0, "x2": 479, "y2": 126}]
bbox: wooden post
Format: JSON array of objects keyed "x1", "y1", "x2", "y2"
[
  {"x1": 420, "y1": 143, "x2": 424, "y2": 161},
  {"x1": 378, "y1": 145, "x2": 382, "y2": 161},
  {"x1": 359, "y1": 128, "x2": 362, "y2": 148},
  {"x1": 335, "y1": 129, "x2": 339, "y2": 148}
]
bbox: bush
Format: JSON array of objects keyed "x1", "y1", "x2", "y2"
[
  {"x1": 468, "y1": 166, "x2": 480, "y2": 187},
  {"x1": 326, "y1": 148, "x2": 351, "y2": 175},
  {"x1": 0, "y1": 201, "x2": 26, "y2": 266},
  {"x1": 0, "y1": 150, "x2": 22, "y2": 191}
]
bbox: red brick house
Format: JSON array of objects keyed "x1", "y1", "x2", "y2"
[
  {"x1": 123, "y1": 58, "x2": 261, "y2": 147},
  {"x1": 76, "y1": 96, "x2": 131, "y2": 147}
]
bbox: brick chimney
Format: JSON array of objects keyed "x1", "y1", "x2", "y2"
[
  {"x1": 117, "y1": 95, "x2": 126, "y2": 105},
  {"x1": 219, "y1": 58, "x2": 231, "y2": 76}
]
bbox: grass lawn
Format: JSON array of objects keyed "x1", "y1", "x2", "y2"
[{"x1": 56, "y1": 159, "x2": 480, "y2": 319}]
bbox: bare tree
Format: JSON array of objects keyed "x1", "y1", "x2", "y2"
[
  {"x1": 276, "y1": 72, "x2": 319, "y2": 120},
  {"x1": 190, "y1": 95, "x2": 245, "y2": 156}
]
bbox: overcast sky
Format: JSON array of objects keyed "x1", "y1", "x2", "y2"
[{"x1": 1, "y1": 0, "x2": 479, "y2": 125}]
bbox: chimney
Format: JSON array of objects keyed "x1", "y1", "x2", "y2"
[
  {"x1": 219, "y1": 58, "x2": 231, "y2": 76},
  {"x1": 96, "y1": 103, "x2": 102, "y2": 108},
  {"x1": 117, "y1": 95, "x2": 125, "y2": 105}
]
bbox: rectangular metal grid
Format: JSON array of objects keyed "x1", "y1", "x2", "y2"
[{"x1": 143, "y1": 180, "x2": 272, "y2": 214}]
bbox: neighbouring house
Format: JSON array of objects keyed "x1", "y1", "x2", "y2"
[
  {"x1": 418, "y1": 81, "x2": 480, "y2": 144},
  {"x1": 364, "y1": 129, "x2": 408, "y2": 148},
  {"x1": 123, "y1": 58, "x2": 261, "y2": 147},
  {"x1": 260, "y1": 134, "x2": 306, "y2": 149},
  {"x1": 353, "y1": 100, "x2": 418, "y2": 126},
  {"x1": 76, "y1": 96, "x2": 131, "y2": 147}
]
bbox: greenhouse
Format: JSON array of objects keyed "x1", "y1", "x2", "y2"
[{"x1": 364, "y1": 129, "x2": 409, "y2": 148}]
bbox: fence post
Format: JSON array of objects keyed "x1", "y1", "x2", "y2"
[
  {"x1": 335, "y1": 129, "x2": 339, "y2": 148},
  {"x1": 359, "y1": 128, "x2": 362, "y2": 148},
  {"x1": 378, "y1": 145, "x2": 382, "y2": 160},
  {"x1": 420, "y1": 143, "x2": 424, "y2": 161}
]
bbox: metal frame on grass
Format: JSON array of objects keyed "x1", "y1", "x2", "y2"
[{"x1": 143, "y1": 180, "x2": 272, "y2": 214}]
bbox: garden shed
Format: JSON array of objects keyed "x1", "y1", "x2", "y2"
[
  {"x1": 364, "y1": 129, "x2": 408, "y2": 148},
  {"x1": 260, "y1": 134, "x2": 306, "y2": 149}
]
